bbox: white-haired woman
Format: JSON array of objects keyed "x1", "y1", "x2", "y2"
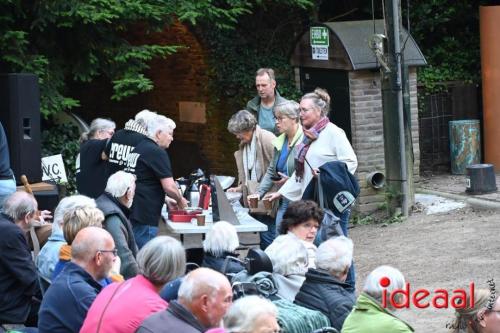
[
  {"x1": 36, "y1": 195, "x2": 96, "y2": 280},
  {"x1": 81, "y1": 236, "x2": 186, "y2": 333},
  {"x1": 227, "y1": 110, "x2": 276, "y2": 249},
  {"x1": 224, "y1": 295, "x2": 280, "y2": 333},
  {"x1": 341, "y1": 265, "x2": 413, "y2": 333},
  {"x1": 96, "y1": 170, "x2": 139, "y2": 279},
  {"x1": 76, "y1": 117, "x2": 116, "y2": 198},
  {"x1": 294, "y1": 236, "x2": 355, "y2": 331},
  {"x1": 449, "y1": 288, "x2": 500, "y2": 333},
  {"x1": 202, "y1": 221, "x2": 245, "y2": 274},
  {"x1": 265, "y1": 233, "x2": 309, "y2": 302}
]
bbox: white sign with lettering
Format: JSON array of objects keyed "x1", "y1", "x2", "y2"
[{"x1": 42, "y1": 154, "x2": 68, "y2": 183}]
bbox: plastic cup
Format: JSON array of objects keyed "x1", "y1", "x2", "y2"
[{"x1": 196, "y1": 214, "x2": 206, "y2": 226}]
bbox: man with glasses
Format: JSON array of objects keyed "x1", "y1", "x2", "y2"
[
  {"x1": 246, "y1": 68, "x2": 290, "y2": 135},
  {"x1": 38, "y1": 227, "x2": 116, "y2": 333}
]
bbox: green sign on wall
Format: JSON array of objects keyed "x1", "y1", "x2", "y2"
[{"x1": 310, "y1": 26, "x2": 329, "y2": 46}]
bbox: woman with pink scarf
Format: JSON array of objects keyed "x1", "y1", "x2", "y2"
[{"x1": 265, "y1": 88, "x2": 357, "y2": 286}]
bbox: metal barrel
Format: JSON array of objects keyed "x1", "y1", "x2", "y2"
[{"x1": 449, "y1": 120, "x2": 481, "y2": 175}]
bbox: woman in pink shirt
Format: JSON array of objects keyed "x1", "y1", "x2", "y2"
[{"x1": 80, "y1": 236, "x2": 186, "y2": 333}]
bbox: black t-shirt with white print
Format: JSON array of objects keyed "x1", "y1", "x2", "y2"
[
  {"x1": 105, "y1": 129, "x2": 147, "y2": 175},
  {"x1": 126, "y1": 138, "x2": 173, "y2": 226}
]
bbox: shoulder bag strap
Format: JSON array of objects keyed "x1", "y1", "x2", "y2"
[{"x1": 96, "y1": 281, "x2": 127, "y2": 333}]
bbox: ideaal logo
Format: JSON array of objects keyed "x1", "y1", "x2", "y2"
[{"x1": 380, "y1": 276, "x2": 475, "y2": 309}]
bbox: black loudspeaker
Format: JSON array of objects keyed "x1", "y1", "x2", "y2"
[{"x1": 0, "y1": 73, "x2": 42, "y2": 184}]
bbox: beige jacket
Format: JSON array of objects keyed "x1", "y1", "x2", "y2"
[{"x1": 234, "y1": 126, "x2": 276, "y2": 188}]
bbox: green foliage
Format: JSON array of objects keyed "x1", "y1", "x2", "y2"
[
  {"x1": 0, "y1": 0, "x2": 258, "y2": 118},
  {"x1": 409, "y1": 0, "x2": 481, "y2": 92},
  {"x1": 41, "y1": 121, "x2": 80, "y2": 194},
  {"x1": 196, "y1": 1, "x2": 314, "y2": 109}
]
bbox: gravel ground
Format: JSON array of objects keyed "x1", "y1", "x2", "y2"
[{"x1": 349, "y1": 205, "x2": 500, "y2": 332}]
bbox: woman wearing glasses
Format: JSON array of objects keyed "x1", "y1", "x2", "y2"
[
  {"x1": 252, "y1": 100, "x2": 304, "y2": 234},
  {"x1": 266, "y1": 88, "x2": 357, "y2": 286}
]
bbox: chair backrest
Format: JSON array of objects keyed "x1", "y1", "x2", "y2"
[
  {"x1": 185, "y1": 247, "x2": 204, "y2": 266},
  {"x1": 246, "y1": 248, "x2": 273, "y2": 275}
]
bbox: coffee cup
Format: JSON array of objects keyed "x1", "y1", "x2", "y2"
[
  {"x1": 196, "y1": 214, "x2": 206, "y2": 226},
  {"x1": 263, "y1": 198, "x2": 272, "y2": 210},
  {"x1": 249, "y1": 197, "x2": 258, "y2": 209}
]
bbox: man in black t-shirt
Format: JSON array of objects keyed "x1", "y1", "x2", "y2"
[{"x1": 125, "y1": 115, "x2": 187, "y2": 248}]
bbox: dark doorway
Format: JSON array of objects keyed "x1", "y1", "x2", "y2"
[{"x1": 299, "y1": 68, "x2": 352, "y2": 141}]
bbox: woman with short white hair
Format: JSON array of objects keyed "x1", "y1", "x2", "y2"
[
  {"x1": 341, "y1": 265, "x2": 414, "y2": 333},
  {"x1": 224, "y1": 295, "x2": 280, "y2": 333},
  {"x1": 202, "y1": 221, "x2": 245, "y2": 274},
  {"x1": 265, "y1": 233, "x2": 308, "y2": 301},
  {"x1": 294, "y1": 236, "x2": 355, "y2": 331},
  {"x1": 96, "y1": 170, "x2": 139, "y2": 279}
]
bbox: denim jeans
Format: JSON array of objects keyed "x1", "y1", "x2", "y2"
[
  {"x1": 274, "y1": 197, "x2": 290, "y2": 234},
  {"x1": 253, "y1": 214, "x2": 276, "y2": 250},
  {"x1": 339, "y1": 208, "x2": 356, "y2": 290},
  {"x1": 0, "y1": 177, "x2": 16, "y2": 212},
  {"x1": 132, "y1": 224, "x2": 158, "y2": 249}
]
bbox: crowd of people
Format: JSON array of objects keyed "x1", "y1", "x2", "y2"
[{"x1": 0, "y1": 67, "x2": 499, "y2": 333}]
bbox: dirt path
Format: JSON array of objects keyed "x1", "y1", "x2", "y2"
[{"x1": 349, "y1": 206, "x2": 500, "y2": 332}]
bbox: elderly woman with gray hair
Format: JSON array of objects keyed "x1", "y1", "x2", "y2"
[
  {"x1": 76, "y1": 117, "x2": 116, "y2": 198},
  {"x1": 246, "y1": 100, "x2": 304, "y2": 233},
  {"x1": 96, "y1": 170, "x2": 139, "y2": 279},
  {"x1": 80, "y1": 236, "x2": 186, "y2": 333},
  {"x1": 227, "y1": 110, "x2": 276, "y2": 249},
  {"x1": 341, "y1": 265, "x2": 413, "y2": 333},
  {"x1": 202, "y1": 221, "x2": 245, "y2": 274},
  {"x1": 224, "y1": 295, "x2": 280, "y2": 333},
  {"x1": 294, "y1": 236, "x2": 355, "y2": 331}
]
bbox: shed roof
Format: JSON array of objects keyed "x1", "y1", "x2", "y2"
[{"x1": 290, "y1": 20, "x2": 427, "y2": 70}]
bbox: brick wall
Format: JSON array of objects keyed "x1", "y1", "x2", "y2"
[
  {"x1": 349, "y1": 68, "x2": 420, "y2": 213},
  {"x1": 72, "y1": 21, "x2": 239, "y2": 178}
]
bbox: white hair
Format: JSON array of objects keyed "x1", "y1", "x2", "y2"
[
  {"x1": 265, "y1": 234, "x2": 308, "y2": 276},
  {"x1": 134, "y1": 109, "x2": 157, "y2": 129},
  {"x1": 224, "y1": 296, "x2": 277, "y2": 333},
  {"x1": 363, "y1": 265, "x2": 405, "y2": 302},
  {"x1": 146, "y1": 114, "x2": 176, "y2": 138},
  {"x1": 178, "y1": 268, "x2": 228, "y2": 303},
  {"x1": 105, "y1": 171, "x2": 135, "y2": 198},
  {"x1": 316, "y1": 236, "x2": 353, "y2": 278},
  {"x1": 52, "y1": 195, "x2": 96, "y2": 235},
  {"x1": 203, "y1": 221, "x2": 239, "y2": 256}
]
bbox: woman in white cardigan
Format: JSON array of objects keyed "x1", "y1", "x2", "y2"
[{"x1": 266, "y1": 88, "x2": 358, "y2": 287}]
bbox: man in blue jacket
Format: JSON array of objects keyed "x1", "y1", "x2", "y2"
[{"x1": 38, "y1": 226, "x2": 116, "y2": 333}]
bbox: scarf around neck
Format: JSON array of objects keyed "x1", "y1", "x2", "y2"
[{"x1": 295, "y1": 117, "x2": 330, "y2": 180}]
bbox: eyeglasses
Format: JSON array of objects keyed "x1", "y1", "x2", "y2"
[
  {"x1": 274, "y1": 116, "x2": 286, "y2": 122},
  {"x1": 487, "y1": 309, "x2": 500, "y2": 314},
  {"x1": 98, "y1": 249, "x2": 118, "y2": 257},
  {"x1": 300, "y1": 222, "x2": 320, "y2": 230},
  {"x1": 299, "y1": 107, "x2": 314, "y2": 113}
]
